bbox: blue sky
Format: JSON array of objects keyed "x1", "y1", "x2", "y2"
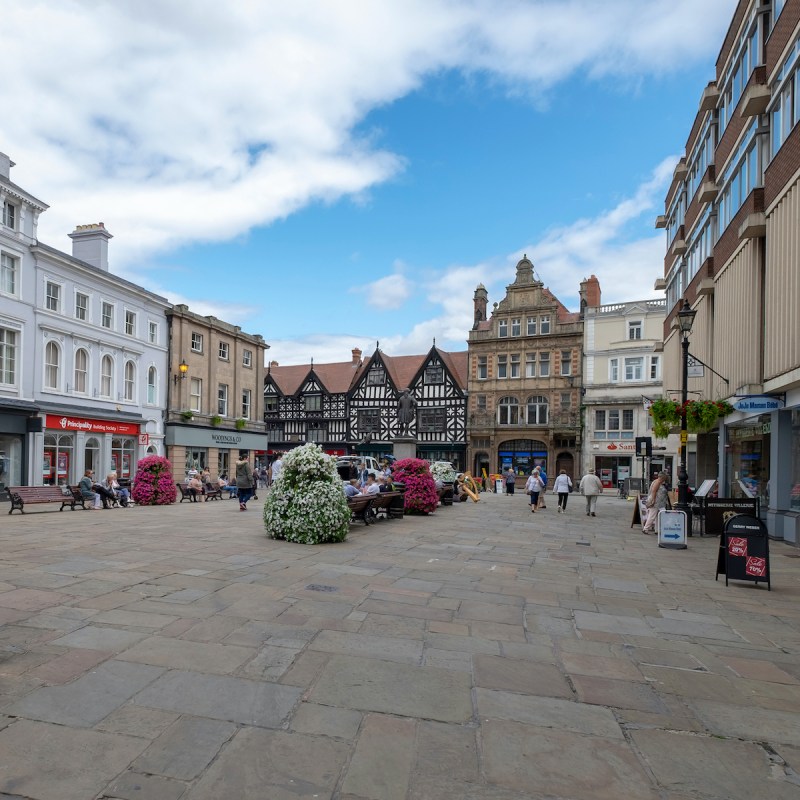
[{"x1": 3, "y1": 1, "x2": 737, "y2": 363}]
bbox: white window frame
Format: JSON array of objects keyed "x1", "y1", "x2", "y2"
[
  {"x1": 242, "y1": 388, "x2": 251, "y2": 420},
  {"x1": 628, "y1": 320, "x2": 643, "y2": 340},
  {"x1": 539, "y1": 351, "x2": 550, "y2": 377},
  {"x1": 74, "y1": 348, "x2": 88, "y2": 394},
  {"x1": 218, "y1": 341, "x2": 230, "y2": 361},
  {"x1": 75, "y1": 291, "x2": 89, "y2": 321},
  {"x1": 148, "y1": 321, "x2": 158, "y2": 344},
  {"x1": 498, "y1": 319, "x2": 508, "y2": 338},
  {"x1": 527, "y1": 316, "x2": 537, "y2": 336},
  {"x1": 540, "y1": 315, "x2": 551, "y2": 334},
  {"x1": 191, "y1": 332, "x2": 203, "y2": 353},
  {"x1": 147, "y1": 366, "x2": 157, "y2": 405},
  {"x1": 2, "y1": 200, "x2": 17, "y2": 230},
  {"x1": 218, "y1": 383, "x2": 229, "y2": 416},
  {"x1": 477, "y1": 355, "x2": 487, "y2": 380},
  {"x1": 609, "y1": 358, "x2": 619, "y2": 383},
  {"x1": 497, "y1": 396, "x2": 519, "y2": 426},
  {"x1": 624, "y1": 357, "x2": 644, "y2": 382},
  {"x1": 44, "y1": 340, "x2": 61, "y2": 390},
  {"x1": 0, "y1": 327, "x2": 18, "y2": 387},
  {"x1": 189, "y1": 377, "x2": 202, "y2": 412},
  {"x1": 497, "y1": 354, "x2": 507, "y2": 379},
  {"x1": 525, "y1": 353, "x2": 536, "y2": 378},
  {"x1": 124, "y1": 360, "x2": 136, "y2": 402},
  {"x1": 560, "y1": 350, "x2": 571, "y2": 376},
  {"x1": 511, "y1": 318, "x2": 521, "y2": 337},
  {"x1": 1, "y1": 252, "x2": 18, "y2": 297},
  {"x1": 509, "y1": 353, "x2": 520, "y2": 378},
  {"x1": 242, "y1": 349, "x2": 252, "y2": 368},
  {"x1": 101, "y1": 301, "x2": 114, "y2": 330},
  {"x1": 100, "y1": 354, "x2": 114, "y2": 398},
  {"x1": 305, "y1": 394, "x2": 322, "y2": 412},
  {"x1": 125, "y1": 309, "x2": 136, "y2": 337},
  {"x1": 45, "y1": 280, "x2": 61, "y2": 313},
  {"x1": 526, "y1": 395, "x2": 549, "y2": 425},
  {"x1": 650, "y1": 356, "x2": 660, "y2": 380}
]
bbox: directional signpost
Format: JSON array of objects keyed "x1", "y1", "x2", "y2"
[{"x1": 657, "y1": 509, "x2": 688, "y2": 550}]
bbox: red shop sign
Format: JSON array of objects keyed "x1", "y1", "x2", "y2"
[{"x1": 45, "y1": 414, "x2": 140, "y2": 436}]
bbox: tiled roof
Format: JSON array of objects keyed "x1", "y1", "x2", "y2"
[{"x1": 267, "y1": 360, "x2": 361, "y2": 396}]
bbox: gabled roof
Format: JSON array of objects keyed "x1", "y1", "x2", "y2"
[
  {"x1": 357, "y1": 347, "x2": 468, "y2": 392},
  {"x1": 266, "y1": 360, "x2": 360, "y2": 396},
  {"x1": 439, "y1": 350, "x2": 468, "y2": 389}
]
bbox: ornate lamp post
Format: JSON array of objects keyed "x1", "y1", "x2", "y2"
[{"x1": 675, "y1": 300, "x2": 697, "y2": 528}]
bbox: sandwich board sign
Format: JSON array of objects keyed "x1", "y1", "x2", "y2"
[
  {"x1": 658, "y1": 509, "x2": 687, "y2": 549},
  {"x1": 715, "y1": 514, "x2": 770, "y2": 590}
]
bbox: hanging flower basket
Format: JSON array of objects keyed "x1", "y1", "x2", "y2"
[
  {"x1": 685, "y1": 400, "x2": 735, "y2": 433},
  {"x1": 649, "y1": 398, "x2": 682, "y2": 439}
]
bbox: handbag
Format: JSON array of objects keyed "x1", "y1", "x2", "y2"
[{"x1": 568, "y1": 482, "x2": 573, "y2": 493}]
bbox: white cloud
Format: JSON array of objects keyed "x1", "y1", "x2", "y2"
[
  {"x1": 355, "y1": 264, "x2": 414, "y2": 310},
  {"x1": 3, "y1": 1, "x2": 734, "y2": 264}
]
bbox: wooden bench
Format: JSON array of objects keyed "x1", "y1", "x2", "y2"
[
  {"x1": 8, "y1": 485, "x2": 87, "y2": 514},
  {"x1": 347, "y1": 494, "x2": 374, "y2": 525},
  {"x1": 370, "y1": 491, "x2": 405, "y2": 520},
  {"x1": 176, "y1": 483, "x2": 203, "y2": 503},
  {"x1": 204, "y1": 482, "x2": 222, "y2": 501}
]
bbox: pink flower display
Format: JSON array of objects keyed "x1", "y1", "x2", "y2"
[
  {"x1": 391, "y1": 458, "x2": 439, "y2": 515},
  {"x1": 131, "y1": 455, "x2": 178, "y2": 505}
]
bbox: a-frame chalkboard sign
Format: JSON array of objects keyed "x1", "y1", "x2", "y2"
[{"x1": 715, "y1": 514, "x2": 770, "y2": 590}]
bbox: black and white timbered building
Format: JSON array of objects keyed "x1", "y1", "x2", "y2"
[{"x1": 263, "y1": 345, "x2": 468, "y2": 469}]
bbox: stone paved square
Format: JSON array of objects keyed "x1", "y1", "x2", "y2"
[{"x1": 1, "y1": 493, "x2": 800, "y2": 799}]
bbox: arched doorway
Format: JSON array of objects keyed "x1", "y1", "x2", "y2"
[
  {"x1": 497, "y1": 439, "x2": 548, "y2": 476},
  {"x1": 84, "y1": 437, "x2": 101, "y2": 477},
  {"x1": 473, "y1": 452, "x2": 490, "y2": 487},
  {"x1": 555, "y1": 451, "x2": 575, "y2": 480}
]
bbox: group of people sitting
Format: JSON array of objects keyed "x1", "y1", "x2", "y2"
[
  {"x1": 183, "y1": 452, "x2": 258, "y2": 511},
  {"x1": 343, "y1": 473, "x2": 394, "y2": 497},
  {"x1": 78, "y1": 470, "x2": 132, "y2": 510}
]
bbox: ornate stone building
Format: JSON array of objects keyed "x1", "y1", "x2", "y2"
[{"x1": 466, "y1": 256, "x2": 592, "y2": 482}]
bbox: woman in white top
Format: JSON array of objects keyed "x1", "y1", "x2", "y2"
[
  {"x1": 552, "y1": 469, "x2": 573, "y2": 513},
  {"x1": 524, "y1": 470, "x2": 545, "y2": 513}
]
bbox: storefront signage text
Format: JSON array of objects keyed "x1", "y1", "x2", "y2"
[
  {"x1": 733, "y1": 397, "x2": 783, "y2": 413},
  {"x1": 45, "y1": 414, "x2": 140, "y2": 436},
  {"x1": 596, "y1": 442, "x2": 635, "y2": 452},
  {"x1": 211, "y1": 433, "x2": 243, "y2": 445}
]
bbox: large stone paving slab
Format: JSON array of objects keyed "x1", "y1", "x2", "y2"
[
  {"x1": 0, "y1": 719, "x2": 148, "y2": 800},
  {"x1": 309, "y1": 654, "x2": 473, "y2": 722},
  {"x1": 133, "y1": 669, "x2": 302, "y2": 727},
  {"x1": 187, "y1": 728, "x2": 349, "y2": 800},
  {"x1": 115, "y1": 634, "x2": 255, "y2": 674},
  {"x1": 482, "y1": 718, "x2": 657, "y2": 800},
  {"x1": 4, "y1": 659, "x2": 164, "y2": 726}
]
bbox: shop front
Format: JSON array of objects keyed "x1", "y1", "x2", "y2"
[
  {"x1": 165, "y1": 424, "x2": 269, "y2": 481},
  {"x1": 725, "y1": 413, "x2": 770, "y2": 519},
  {"x1": 38, "y1": 413, "x2": 141, "y2": 486},
  {"x1": 0, "y1": 401, "x2": 40, "y2": 496},
  {"x1": 593, "y1": 441, "x2": 635, "y2": 489},
  {"x1": 497, "y1": 439, "x2": 547, "y2": 477}
]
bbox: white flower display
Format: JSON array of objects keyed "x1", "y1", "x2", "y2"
[
  {"x1": 263, "y1": 443, "x2": 351, "y2": 544},
  {"x1": 430, "y1": 461, "x2": 457, "y2": 483}
]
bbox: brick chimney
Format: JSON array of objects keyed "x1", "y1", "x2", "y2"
[
  {"x1": 0, "y1": 153, "x2": 13, "y2": 181},
  {"x1": 579, "y1": 274, "x2": 601, "y2": 317},
  {"x1": 69, "y1": 223, "x2": 112, "y2": 271},
  {"x1": 351, "y1": 347, "x2": 362, "y2": 365},
  {"x1": 473, "y1": 283, "x2": 488, "y2": 329}
]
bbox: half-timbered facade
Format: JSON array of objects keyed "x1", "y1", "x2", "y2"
[
  {"x1": 466, "y1": 256, "x2": 592, "y2": 482},
  {"x1": 264, "y1": 345, "x2": 468, "y2": 469},
  {"x1": 263, "y1": 349, "x2": 362, "y2": 456},
  {"x1": 349, "y1": 346, "x2": 468, "y2": 469}
]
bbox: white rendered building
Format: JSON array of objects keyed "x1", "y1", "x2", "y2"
[
  {"x1": 581, "y1": 298, "x2": 679, "y2": 489},
  {"x1": 0, "y1": 154, "x2": 170, "y2": 491}
]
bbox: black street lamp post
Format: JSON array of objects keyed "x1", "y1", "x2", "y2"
[{"x1": 675, "y1": 299, "x2": 697, "y2": 530}]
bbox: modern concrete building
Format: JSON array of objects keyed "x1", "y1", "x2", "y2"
[
  {"x1": 657, "y1": 0, "x2": 800, "y2": 542},
  {"x1": 582, "y1": 298, "x2": 678, "y2": 489},
  {"x1": 165, "y1": 305, "x2": 269, "y2": 480},
  {"x1": 466, "y1": 256, "x2": 586, "y2": 482},
  {"x1": 1, "y1": 154, "x2": 171, "y2": 491}
]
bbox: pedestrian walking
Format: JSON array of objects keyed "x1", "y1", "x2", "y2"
[
  {"x1": 553, "y1": 469, "x2": 573, "y2": 513},
  {"x1": 504, "y1": 467, "x2": 516, "y2": 496},
  {"x1": 235, "y1": 451, "x2": 255, "y2": 511},
  {"x1": 525, "y1": 469, "x2": 545, "y2": 512},
  {"x1": 271, "y1": 453, "x2": 283, "y2": 486},
  {"x1": 642, "y1": 471, "x2": 670, "y2": 534},
  {"x1": 537, "y1": 466, "x2": 548, "y2": 509},
  {"x1": 578, "y1": 468, "x2": 603, "y2": 516}
]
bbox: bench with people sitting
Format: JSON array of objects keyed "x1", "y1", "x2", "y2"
[
  {"x1": 7, "y1": 485, "x2": 87, "y2": 514},
  {"x1": 436, "y1": 484, "x2": 454, "y2": 506}
]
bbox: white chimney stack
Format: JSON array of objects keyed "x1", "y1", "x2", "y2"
[
  {"x1": 69, "y1": 222, "x2": 113, "y2": 271},
  {"x1": 0, "y1": 153, "x2": 14, "y2": 181}
]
